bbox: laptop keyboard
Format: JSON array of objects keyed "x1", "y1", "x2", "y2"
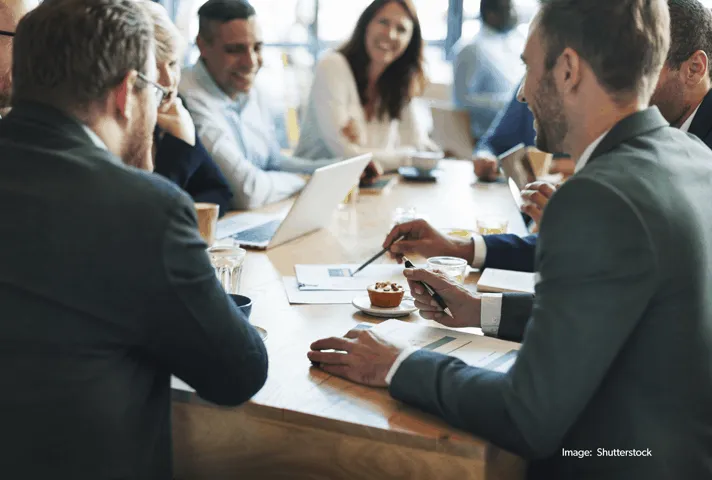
[{"x1": 231, "y1": 219, "x2": 281, "y2": 244}]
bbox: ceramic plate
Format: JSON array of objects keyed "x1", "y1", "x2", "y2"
[{"x1": 352, "y1": 296, "x2": 417, "y2": 318}]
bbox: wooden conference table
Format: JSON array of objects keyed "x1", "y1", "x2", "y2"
[{"x1": 172, "y1": 160, "x2": 528, "y2": 480}]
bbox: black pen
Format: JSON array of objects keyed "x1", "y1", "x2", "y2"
[{"x1": 402, "y1": 256, "x2": 453, "y2": 317}]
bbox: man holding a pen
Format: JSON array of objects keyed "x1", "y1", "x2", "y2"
[{"x1": 309, "y1": 1, "x2": 712, "y2": 479}]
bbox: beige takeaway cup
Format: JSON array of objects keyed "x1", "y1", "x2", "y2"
[{"x1": 194, "y1": 202, "x2": 220, "y2": 246}]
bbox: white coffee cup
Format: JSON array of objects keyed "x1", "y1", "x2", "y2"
[{"x1": 410, "y1": 151, "x2": 444, "y2": 171}]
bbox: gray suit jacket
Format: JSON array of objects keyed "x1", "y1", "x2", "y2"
[
  {"x1": 0, "y1": 103, "x2": 268, "y2": 479},
  {"x1": 390, "y1": 108, "x2": 712, "y2": 479}
]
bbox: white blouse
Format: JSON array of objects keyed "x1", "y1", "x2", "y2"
[{"x1": 294, "y1": 51, "x2": 438, "y2": 171}]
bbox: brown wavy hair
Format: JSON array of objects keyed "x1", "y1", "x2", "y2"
[{"x1": 338, "y1": 0, "x2": 426, "y2": 121}]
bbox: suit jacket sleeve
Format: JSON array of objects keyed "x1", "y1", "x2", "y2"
[
  {"x1": 389, "y1": 177, "x2": 657, "y2": 459},
  {"x1": 146, "y1": 195, "x2": 268, "y2": 406},
  {"x1": 474, "y1": 84, "x2": 535, "y2": 157},
  {"x1": 153, "y1": 131, "x2": 234, "y2": 216},
  {"x1": 497, "y1": 293, "x2": 534, "y2": 342},
  {"x1": 483, "y1": 234, "x2": 537, "y2": 272}
]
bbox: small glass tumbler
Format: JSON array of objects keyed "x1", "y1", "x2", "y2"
[
  {"x1": 426, "y1": 256, "x2": 469, "y2": 284},
  {"x1": 208, "y1": 245, "x2": 247, "y2": 294},
  {"x1": 476, "y1": 216, "x2": 509, "y2": 235},
  {"x1": 392, "y1": 206, "x2": 418, "y2": 226}
]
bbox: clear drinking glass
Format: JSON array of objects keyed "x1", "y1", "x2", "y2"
[
  {"x1": 392, "y1": 206, "x2": 418, "y2": 226},
  {"x1": 426, "y1": 256, "x2": 469, "y2": 284},
  {"x1": 476, "y1": 216, "x2": 509, "y2": 235},
  {"x1": 208, "y1": 245, "x2": 247, "y2": 294}
]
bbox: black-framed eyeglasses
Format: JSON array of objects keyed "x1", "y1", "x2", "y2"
[
  {"x1": 0, "y1": 30, "x2": 15, "y2": 37},
  {"x1": 136, "y1": 72, "x2": 170, "y2": 106}
]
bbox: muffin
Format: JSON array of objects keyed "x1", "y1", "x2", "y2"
[{"x1": 367, "y1": 282, "x2": 405, "y2": 308}]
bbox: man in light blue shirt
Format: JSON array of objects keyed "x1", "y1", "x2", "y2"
[
  {"x1": 180, "y1": 0, "x2": 335, "y2": 210},
  {"x1": 452, "y1": 0, "x2": 525, "y2": 140}
]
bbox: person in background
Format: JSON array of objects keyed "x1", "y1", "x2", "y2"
[
  {"x1": 0, "y1": 0, "x2": 268, "y2": 477},
  {"x1": 311, "y1": 1, "x2": 712, "y2": 478},
  {"x1": 180, "y1": 0, "x2": 339, "y2": 210},
  {"x1": 141, "y1": 0, "x2": 233, "y2": 216},
  {"x1": 471, "y1": 80, "x2": 535, "y2": 181},
  {"x1": 452, "y1": 0, "x2": 524, "y2": 142},
  {"x1": 0, "y1": 0, "x2": 37, "y2": 116},
  {"x1": 293, "y1": 0, "x2": 439, "y2": 172}
]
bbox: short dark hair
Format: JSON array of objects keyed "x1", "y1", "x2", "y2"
[
  {"x1": 12, "y1": 0, "x2": 154, "y2": 114},
  {"x1": 537, "y1": 0, "x2": 670, "y2": 104},
  {"x1": 667, "y1": 0, "x2": 712, "y2": 77},
  {"x1": 198, "y1": 0, "x2": 256, "y2": 43},
  {"x1": 339, "y1": 0, "x2": 426, "y2": 122},
  {"x1": 481, "y1": 0, "x2": 518, "y2": 32}
]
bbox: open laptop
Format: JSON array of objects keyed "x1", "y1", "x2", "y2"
[
  {"x1": 430, "y1": 104, "x2": 474, "y2": 159},
  {"x1": 216, "y1": 154, "x2": 373, "y2": 250}
]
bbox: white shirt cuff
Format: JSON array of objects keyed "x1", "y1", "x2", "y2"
[
  {"x1": 480, "y1": 293, "x2": 503, "y2": 337},
  {"x1": 472, "y1": 234, "x2": 488, "y2": 269},
  {"x1": 385, "y1": 346, "x2": 418, "y2": 385}
]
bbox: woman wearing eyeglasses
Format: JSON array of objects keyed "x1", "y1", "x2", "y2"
[{"x1": 141, "y1": 1, "x2": 233, "y2": 216}]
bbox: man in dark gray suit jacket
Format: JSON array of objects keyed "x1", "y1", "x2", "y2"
[
  {"x1": 0, "y1": 1, "x2": 268, "y2": 479},
  {"x1": 310, "y1": 1, "x2": 712, "y2": 478},
  {"x1": 382, "y1": 0, "x2": 712, "y2": 342}
]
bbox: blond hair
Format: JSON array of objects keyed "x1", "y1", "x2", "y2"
[{"x1": 140, "y1": 0, "x2": 183, "y2": 64}]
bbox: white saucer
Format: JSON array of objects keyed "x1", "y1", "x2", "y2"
[{"x1": 352, "y1": 296, "x2": 417, "y2": 318}]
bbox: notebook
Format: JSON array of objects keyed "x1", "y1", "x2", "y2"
[{"x1": 477, "y1": 268, "x2": 536, "y2": 294}]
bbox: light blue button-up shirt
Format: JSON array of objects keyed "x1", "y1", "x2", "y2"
[
  {"x1": 180, "y1": 60, "x2": 335, "y2": 210},
  {"x1": 453, "y1": 25, "x2": 526, "y2": 139}
]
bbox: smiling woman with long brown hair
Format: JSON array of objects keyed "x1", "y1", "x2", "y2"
[{"x1": 294, "y1": 0, "x2": 439, "y2": 171}]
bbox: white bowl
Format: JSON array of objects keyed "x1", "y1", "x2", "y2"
[{"x1": 410, "y1": 151, "x2": 444, "y2": 171}]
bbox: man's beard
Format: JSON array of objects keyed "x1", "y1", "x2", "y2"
[
  {"x1": 123, "y1": 108, "x2": 154, "y2": 171},
  {"x1": 0, "y1": 70, "x2": 12, "y2": 111},
  {"x1": 650, "y1": 77, "x2": 687, "y2": 127},
  {"x1": 532, "y1": 71, "x2": 567, "y2": 153}
]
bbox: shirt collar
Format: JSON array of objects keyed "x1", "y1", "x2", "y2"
[
  {"x1": 574, "y1": 130, "x2": 610, "y2": 173},
  {"x1": 81, "y1": 124, "x2": 109, "y2": 151},
  {"x1": 679, "y1": 103, "x2": 701, "y2": 133},
  {"x1": 193, "y1": 59, "x2": 251, "y2": 113}
]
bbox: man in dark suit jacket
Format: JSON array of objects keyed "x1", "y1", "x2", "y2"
[
  {"x1": 383, "y1": 0, "x2": 712, "y2": 337},
  {"x1": 0, "y1": 1, "x2": 268, "y2": 479},
  {"x1": 311, "y1": 1, "x2": 712, "y2": 478}
]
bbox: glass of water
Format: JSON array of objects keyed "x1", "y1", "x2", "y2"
[
  {"x1": 208, "y1": 245, "x2": 247, "y2": 294},
  {"x1": 426, "y1": 256, "x2": 469, "y2": 284}
]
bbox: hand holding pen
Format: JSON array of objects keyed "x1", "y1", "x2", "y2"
[{"x1": 402, "y1": 257, "x2": 483, "y2": 329}]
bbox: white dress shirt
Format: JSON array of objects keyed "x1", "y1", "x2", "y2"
[
  {"x1": 680, "y1": 104, "x2": 701, "y2": 133},
  {"x1": 385, "y1": 131, "x2": 612, "y2": 384},
  {"x1": 180, "y1": 60, "x2": 338, "y2": 210},
  {"x1": 294, "y1": 51, "x2": 438, "y2": 171}
]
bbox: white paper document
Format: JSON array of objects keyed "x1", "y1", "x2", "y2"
[
  {"x1": 282, "y1": 277, "x2": 360, "y2": 304},
  {"x1": 371, "y1": 320, "x2": 520, "y2": 373},
  {"x1": 294, "y1": 263, "x2": 420, "y2": 291}
]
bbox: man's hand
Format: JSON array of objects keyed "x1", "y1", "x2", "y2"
[
  {"x1": 404, "y1": 268, "x2": 481, "y2": 328},
  {"x1": 473, "y1": 153, "x2": 499, "y2": 182},
  {"x1": 383, "y1": 219, "x2": 474, "y2": 264},
  {"x1": 549, "y1": 157, "x2": 575, "y2": 177},
  {"x1": 157, "y1": 94, "x2": 196, "y2": 146},
  {"x1": 520, "y1": 181, "x2": 557, "y2": 227},
  {"x1": 308, "y1": 330, "x2": 405, "y2": 387}
]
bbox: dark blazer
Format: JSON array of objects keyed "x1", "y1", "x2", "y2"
[
  {"x1": 483, "y1": 233, "x2": 537, "y2": 272},
  {"x1": 486, "y1": 88, "x2": 712, "y2": 270},
  {"x1": 688, "y1": 87, "x2": 712, "y2": 148},
  {"x1": 0, "y1": 103, "x2": 268, "y2": 479},
  {"x1": 153, "y1": 126, "x2": 233, "y2": 217},
  {"x1": 390, "y1": 108, "x2": 712, "y2": 479}
]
